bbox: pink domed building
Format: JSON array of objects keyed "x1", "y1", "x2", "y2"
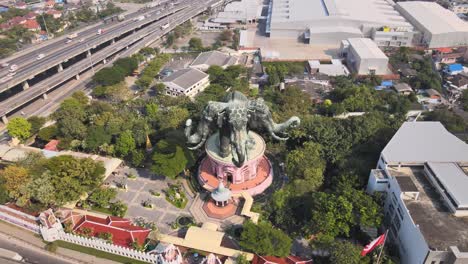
[{"x1": 198, "y1": 132, "x2": 273, "y2": 196}]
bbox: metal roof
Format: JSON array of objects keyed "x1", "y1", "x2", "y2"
[
  {"x1": 190, "y1": 51, "x2": 237, "y2": 68},
  {"x1": 426, "y1": 162, "x2": 468, "y2": 207},
  {"x1": 382, "y1": 122, "x2": 468, "y2": 164},
  {"x1": 162, "y1": 68, "x2": 208, "y2": 91},
  {"x1": 270, "y1": 0, "x2": 412, "y2": 27},
  {"x1": 348, "y1": 38, "x2": 388, "y2": 59},
  {"x1": 397, "y1": 1, "x2": 468, "y2": 35}
]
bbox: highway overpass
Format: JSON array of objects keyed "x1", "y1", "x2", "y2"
[{"x1": 0, "y1": 0, "x2": 226, "y2": 123}]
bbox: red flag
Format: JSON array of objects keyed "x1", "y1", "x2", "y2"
[{"x1": 361, "y1": 233, "x2": 386, "y2": 256}]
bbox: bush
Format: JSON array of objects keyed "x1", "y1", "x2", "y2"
[
  {"x1": 110, "y1": 201, "x2": 127, "y2": 217},
  {"x1": 45, "y1": 242, "x2": 58, "y2": 253},
  {"x1": 93, "y1": 67, "x2": 125, "y2": 86}
]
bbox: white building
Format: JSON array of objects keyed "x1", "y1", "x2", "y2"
[
  {"x1": 190, "y1": 51, "x2": 238, "y2": 72},
  {"x1": 267, "y1": 0, "x2": 414, "y2": 47},
  {"x1": 367, "y1": 122, "x2": 468, "y2": 264},
  {"x1": 396, "y1": 1, "x2": 468, "y2": 48},
  {"x1": 212, "y1": 0, "x2": 262, "y2": 24},
  {"x1": 161, "y1": 68, "x2": 210, "y2": 98},
  {"x1": 341, "y1": 38, "x2": 389, "y2": 75},
  {"x1": 307, "y1": 59, "x2": 349, "y2": 76}
]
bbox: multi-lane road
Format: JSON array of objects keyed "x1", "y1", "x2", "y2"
[{"x1": 0, "y1": 0, "x2": 225, "y2": 122}]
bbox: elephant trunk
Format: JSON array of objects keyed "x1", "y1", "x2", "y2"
[
  {"x1": 231, "y1": 129, "x2": 248, "y2": 167},
  {"x1": 185, "y1": 119, "x2": 209, "y2": 150}
]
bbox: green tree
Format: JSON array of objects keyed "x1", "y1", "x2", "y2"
[
  {"x1": 151, "y1": 139, "x2": 193, "y2": 179},
  {"x1": 88, "y1": 188, "x2": 117, "y2": 208},
  {"x1": 0, "y1": 166, "x2": 31, "y2": 200},
  {"x1": 285, "y1": 142, "x2": 325, "y2": 193},
  {"x1": 0, "y1": 38, "x2": 17, "y2": 59},
  {"x1": 157, "y1": 107, "x2": 189, "y2": 130},
  {"x1": 45, "y1": 155, "x2": 105, "y2": 205},
  {"x1": 84, "y1": 126, "x2": 112, "y2": 152},
  {"x1": 7, "y1": 117, "x2": 31, "y2": 141},
  {"x1": 110, "y1": 201, "x2": 127, "y2": 217},
  {"x1": 461, "y1": 89, "x2": 468, "y2": 111},
  {"x1": 329, "y1": 241, "x2": 363, "y2": 264},
  {"x1": 38, "y1": 125, "x2": 58, "y2": 141},
  {"x1": 38, "y1": 14, "x2": 64, "y2": 34},
  {"x1": 7, "y1": 25, "x2": 34, "y2": 43},
  {"x1": 306, "y1": 192, "x2": 353, "y2": 238},
  {"x1": 71, "y1": 91, "x2": 90, "y2": 105},
  {"x1": 188, "y1": 37, "x2": 203, "y2": 51},
  {"x1": 114, "y1": 57, "x2": 138, "y2": 76},
  {"x1": 27, "y1": 116, "x2": 46, "y2": 135},
  {"x1": 93, "y1": 67, "x2": 125, "y2": 86},
  {"x1": 115, "y1": 130, "x2": 136, "y2": 157},
  {"x1": 425, "y1": 108, "x2": 467, "y2": 133},
  {"x1": 240, "y1": 221, "x2": 292, "y2": 257}
]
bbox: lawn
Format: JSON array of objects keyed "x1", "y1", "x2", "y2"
[{"x1": 56, "y1": 240, "x2": 149, "y2": 264}]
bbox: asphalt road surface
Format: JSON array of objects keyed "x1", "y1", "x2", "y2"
[{"x1": 0, "y1": 235, "x2": 73, "y2": 264}]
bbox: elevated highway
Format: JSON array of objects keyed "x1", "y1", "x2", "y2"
[{"x1": 0, "y1": 0, "x2": 226, "y2": 123}]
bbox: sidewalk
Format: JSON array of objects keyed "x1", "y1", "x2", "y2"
[{"x1": 0, "y1": 221, "x2": 120, "y2": 264}]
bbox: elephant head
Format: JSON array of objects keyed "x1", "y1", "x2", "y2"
[
  {"x1": 248, "y1": 98, "x2": 300, "y2": 140},
  {"x1": 226, "y1": 104, "x2": 250, "y2": 167}
]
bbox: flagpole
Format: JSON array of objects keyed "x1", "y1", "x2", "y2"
[{"x1": 375, "y1": 230, "x2": 389, "y2": 264}]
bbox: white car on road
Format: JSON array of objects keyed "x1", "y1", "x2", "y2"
[{"x1": 36, "y1": 53, "x2": 45, "y2": 60}]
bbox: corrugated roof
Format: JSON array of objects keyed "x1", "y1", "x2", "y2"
[
  {"x1": 382, "y1": 122, "x2": 468, "y2": 164},
  {"x1": 427, "y1": 162, "x2": 468, "y2": 207},
  {"x1": 191, "y1": 51, "x2": 237, "y2": 68},
  {"x1": 162, "y1": 68, "x2": 208, "y2": 90},
  {"x1": 397, "y1": 1, "x2": 468, "y2": 35}
]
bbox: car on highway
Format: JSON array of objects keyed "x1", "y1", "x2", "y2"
[
  {"x1": 79, "y1": 38, "x2": 85, "y2": 42},
  {"x1": 7, "y1": 72, "x2": 16, "y2": 77},
  {"x1": 1, "y1": 62, "x2": 9, "y2": 68},
  {"x1": 36, "y1": 53, "x2": 45, "y2": 60},
  {"x1": 65, "y1": 39, "x2": 72, "y2": 44},
  {"x1": 9, "y1": 64, "x2": 18, "y2": 72}
]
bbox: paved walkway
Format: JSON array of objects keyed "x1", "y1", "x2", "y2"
[
  {"x1": 106, "y1": 167, "x2": 194, "y2": 234},
  {"x1": 0, "y1": 221, "x2": 120, "y2": 264}
]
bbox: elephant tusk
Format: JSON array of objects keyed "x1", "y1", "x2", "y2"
[{"x1": 271, "y1": 132, "x2": 289, "y2": 141}]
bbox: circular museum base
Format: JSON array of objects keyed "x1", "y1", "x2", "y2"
[
  {"x1": 198, "y1": 156, "x2": 273, "y2": 196},
  {"x1": 202, "y1": 199, "x2": 238, "y2": 220}
]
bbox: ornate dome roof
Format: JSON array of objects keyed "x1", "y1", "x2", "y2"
[{"x1": 211, "y1": 181, "x2": 231, "y2": 202}]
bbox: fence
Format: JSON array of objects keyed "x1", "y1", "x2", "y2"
[
  {"x1": 0, "y1": 211, "x2": 40, "y2": 233},
  {"x1": 59, "y1": 233, "x2": 158, "y2": 263}
]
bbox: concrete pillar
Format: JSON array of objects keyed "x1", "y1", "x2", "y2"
[
  {"x1": 57, "y1": 63, "x2": 63, "y2": 72},
  {"x1": 111, "y1": 38, "x2": 115, "y2": 44},
  {"x1": 42, "y1": 93, "x2": 48, "y2": 100},
  {"x1": 103, "y1": 58, "x2": 107, "y2": 64},
  {"x1": 22, "y1": 81, "x2": 29, "y2": 90},
  {"x1": 75, "y1": 74, "x2": 80, "y2": 80},
  {"x1": 87, "y1": 50, "x2": 91, "y2": 57},
  {"x1": 126, "y1": 46, "x2": 129, "y2": 50},
  {"x1": 2, "y1": 116, "x2": 8, "y2": 124}
]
